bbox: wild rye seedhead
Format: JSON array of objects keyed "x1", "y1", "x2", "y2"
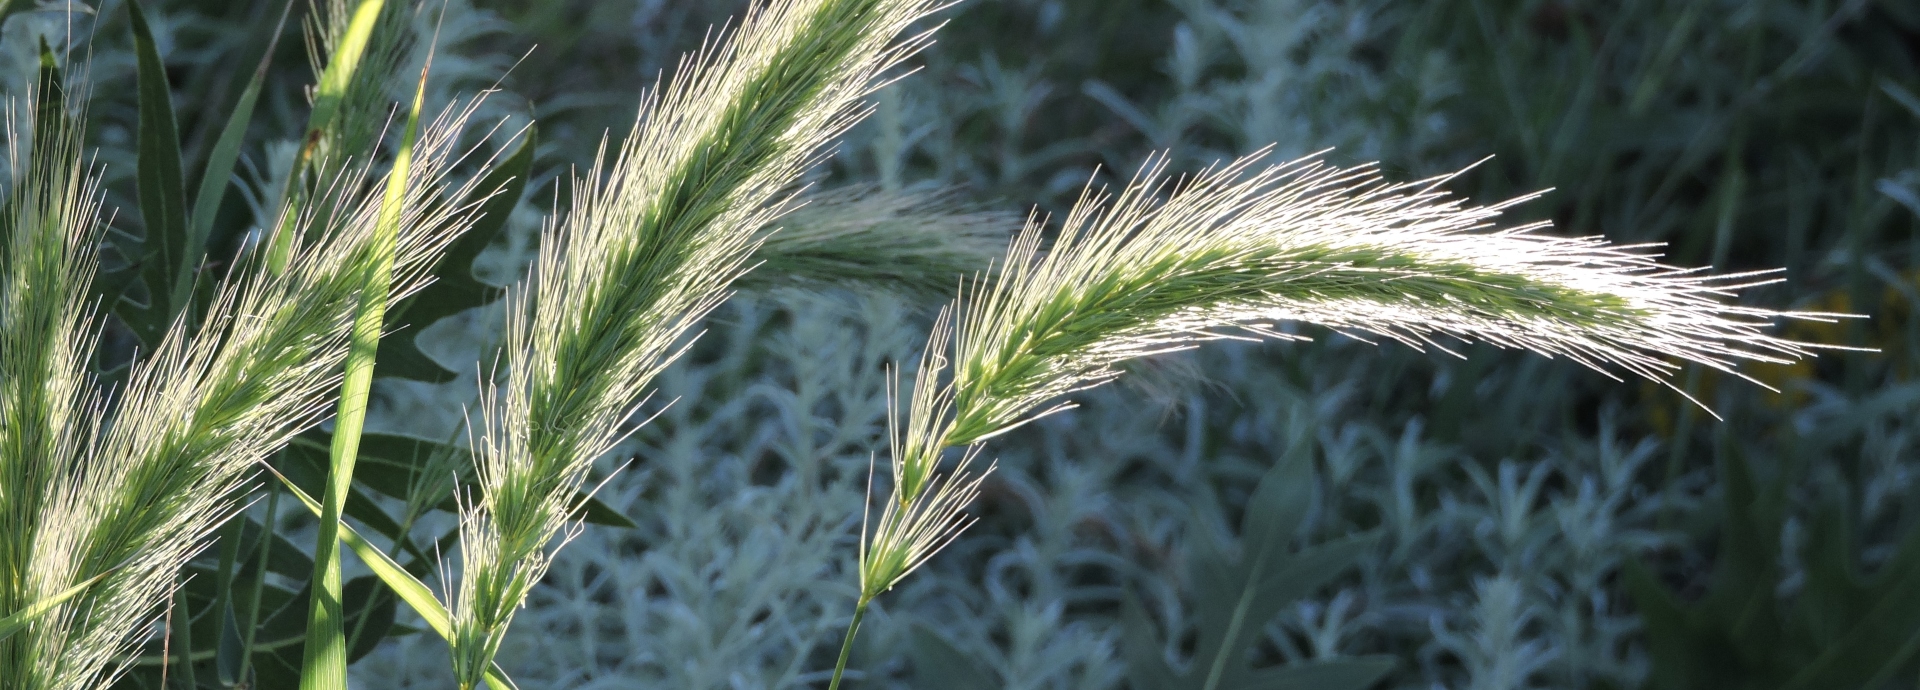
[
  {"x1": 858, "y1": 439, "x2": 991, "y2": 601},
  {"x1": 0, "y1": 77, "x2": 106, "y2": 681},
  {"x1": 834, "y1": 146, "x2": 1836, "y2": 687},
  {"x1": 890, "y1": 151, "x2": 1836, "y2": 500},
  {"x1": 302, "y1": 0, "x2": 415, "y2": 180},
  {"x1": 743, "y1": 185, "x2": 1016, "y2": 297},
  {"x1": 449, "y1": 0, "x2": 950, "y2": 685},
  {"x1": 0, "y1": 93, "x2": 489, "y2": 688}
]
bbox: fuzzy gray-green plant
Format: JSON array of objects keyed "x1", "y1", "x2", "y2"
[{"x1": 446, "y1": 0, "x2": 949, "y2": 686}]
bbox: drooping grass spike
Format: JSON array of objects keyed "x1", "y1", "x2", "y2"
[{"x1": 837, "y1": 150, "x2": 1837, "y2": 687}]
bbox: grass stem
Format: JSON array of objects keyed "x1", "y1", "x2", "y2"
[
  {"x1": 297, "y1": 43, "x2": 432, "y2": 690},
  {"x1": 828, "y1": 595, "x2": 872, "y2": 690}
]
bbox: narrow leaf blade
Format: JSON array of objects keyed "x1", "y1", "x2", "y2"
[
  {"x1": 266, "y1": 466, "x2": 517, "y2": 690},
  {"x1": 128, "y1": 0, "x2": 190, "y2": 342},
  {"x1": 376, "y1": 125, "x2": 536, "y2": 382},
  {"x1": 0, "y1": 570, "x2": 113, "y2": 643},
  {"x1": 185, "y1": 0, "x2": 293, "y2": 312}
]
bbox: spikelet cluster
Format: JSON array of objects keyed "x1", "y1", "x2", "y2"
[
  {"x1": 0, "y1": 93, "x2": 487, "y2": 688},
  {"x1": 302, "y1": 0, "x2": 415, "y2": 178},
  {"x1": 0, "y1": 83, "x2": 106, "y2": 681},
  {"x1": 449, "y1": 0, "x2": 948, "y2": 685},
  {"x1": 744, "y1": 185, "x2": 1017, "y2": 296},
  {"x1": 880, "y1": 149, "x2": 1831, "y2": 573}
]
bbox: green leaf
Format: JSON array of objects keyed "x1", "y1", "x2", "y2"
[
  {"x1": 0, "y1": 570, "x2": 112, "y2": 643},
  {"x1": 573, "y1": 488, "x2": 638, "y2": 529},
  {"x1": 184, "y1": 0, "x2": 292, "y2": 320},
  {"x1": 169, "y1": 586, "x2": 199, "y2": 688},
  {"x1": 127, "y1": 0, "x2": 190, "y2": 346},
  {"x1": 1622, "y1": 560, "x2": 1703, "y2": 690},
  {"x1": 1779, "y1": 500, "x2": 1920, "y2": 689},
  {"x1": 306, "y1": 0, "x2": 389, "y2": 147},
  {"x1": 1229, "y1": 657, "x2": 1396, "y2": 690},
  {"x1": 217, "y1": 598, "x2": 247, "y2": 686},
  {"x1": 1192, "y1": 449, "x2": 1327, "y2": 690},
  {"x1": 1124, "y1": 451, "x2": 1380, "y2": 690},
  {"x1": 376, "y1": 125, "x2": 537, "y2": 382},
  {"x1": 266, "y1": 466, "x2": 518, "y2": 690},
  {"x1": 299, "y1": 28, "x2": 436, "y2": 688},
  {"x1": 233, "y1": 514, "x2": 316, "y2": 580},
  {"x1": 265, "y1": 0, "x2": 393, "y2": 272},
  {"x1": 213, "y1": 519, "x2": 245, "y2": 686},
  {"x1": 235, "y1": 485, "x2": 285, "y2": 685},
  {"x1": 281, "y1": 435, "x2": 418, "y2": 547},
  {"x1": 296, "y1": 430, "x2": 637, "y2": 529},
  {"x1": 1783, "y1": 562, "x2": 1920, "y2": 689},
  {"x1": 1239, "y1": 440, "x2": 1314, "y2": 552},
  {"x1": 1256, "y1": 534, "x2": 1383, "y2": 611}
]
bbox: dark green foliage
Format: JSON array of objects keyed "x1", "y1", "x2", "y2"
[
  {"x1": 1, "y1": 0, "x2": 1914, "y2": 685},
  {"x1": 102, "y1": 0, "x2": 288, "y2": 354},
  {"x1": 281, "y1": 429, "x2": 637, "y2": 532},
  {"x1": 1625, "y1": 451, "x2": 1920, "y2": 690},
  {"x1": 1117, "y1": 450, "x2": 1394, "y2": 690},
  {"x1": 113, "y1": 572, "x2": 397, "y2": 688},
  {"x1": 125, "y1": 0, "x2": 190, "y2": 345}
]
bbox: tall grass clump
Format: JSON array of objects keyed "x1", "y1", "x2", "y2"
[
  {"x1": 445, "y1": 0, "x2": 948, "y2": 686},
  {"x1": 0, "y1": 46, "x2": 483, "y2": 690}
]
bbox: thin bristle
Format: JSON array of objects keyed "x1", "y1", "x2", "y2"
[{"x1": 0, "y1": 78, "x2": 110, "y2": 686}]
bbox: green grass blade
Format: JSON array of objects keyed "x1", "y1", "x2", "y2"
[
  {"x1": 236, "y1": 486, "x2": 282, "y2": 684},
  {"x1": 212, "y1": 519, "x2": 243, "y2": 685},
  {"x1": 181, "y1": 0, "x2": 292, "y2": 315},
  {"x1": 268, "y1": 0, "x2": 391, "y2": 272},
  {"x1": 267, "y1": 467, "x2": 516, "y2": 690},
  {"x1": 376, "y1": 125, "x2": 537, "y2": 383},
  {"x1": 127, "y1": 0, "x2": 190, "y2": 345},
  {"x1": 306, "y1": 0, "x2": 388, "y2": 151},
  {"x1": 0, "y1": 570, "x2": 112, "y2": 644},
  {"x1": 169, "y1": 586, "x2": 198, "y2": 688},
  {"x1": 297, "y1": 46, "x2": 431, "y2": 690}
]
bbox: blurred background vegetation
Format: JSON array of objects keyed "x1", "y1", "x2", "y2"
[{"x1": 7, "y1": 0, "x2": 1919, "y2": 687}]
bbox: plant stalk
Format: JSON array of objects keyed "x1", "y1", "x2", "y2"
[
  {"x1": 828, "y1": 595, "x2": 873, "y2": 690},
  {"x1": 296, "y1": 48, "x2": 428, "y2": 690},
  {"x1": 268, "y1": 0, "x2": 389, "y2": 273}
]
